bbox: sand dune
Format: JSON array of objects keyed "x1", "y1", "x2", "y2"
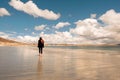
[{"x1": 0, "y1": 37, "x2": 28, "y2": 46}]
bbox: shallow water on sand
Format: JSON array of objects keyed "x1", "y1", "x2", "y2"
[{"x1": 0, "y1": 46, "x2": 120, "y2": 80}]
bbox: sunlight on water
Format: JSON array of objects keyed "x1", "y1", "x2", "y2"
[{"x1": 0, "y1": 46, "x2": 120, "y2": 80}]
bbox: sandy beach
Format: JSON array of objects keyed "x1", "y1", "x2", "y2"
[{"x1": 0, "y1": 46, "x2": 120, "y2": 80}]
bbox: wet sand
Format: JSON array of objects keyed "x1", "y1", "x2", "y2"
[{"x1": 0, "y1": 46, "x2": 120, "y2": 80}]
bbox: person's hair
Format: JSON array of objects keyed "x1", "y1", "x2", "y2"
[{"x1": 39, "y1": 37, "x2": 42, "y2": 40}]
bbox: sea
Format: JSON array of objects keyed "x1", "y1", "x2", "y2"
[{"x1": 46, "y1": 45, "x2": 120, "y2": 51}]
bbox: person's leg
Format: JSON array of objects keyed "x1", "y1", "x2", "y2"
[
  {"x1": 40, "y1": 47, "x2": 43, "y2": 54},
  {"x1": 39, "y1": 48, "x2": 40, "y2": 54},
  {"x1": 39, "y1": 48, "x2": 40, "y2": 53}
]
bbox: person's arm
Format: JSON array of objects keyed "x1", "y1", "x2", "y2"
[
  {"x1": 42, "y1": 39, "x2": 44, "y2": 47},
  {"x1": 38, "y1": 40, "x2": 39, "y2": 47}
]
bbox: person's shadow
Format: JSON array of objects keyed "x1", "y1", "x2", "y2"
[{"x1": 36, "y1": 56, "x2": 43, "y2": 79}]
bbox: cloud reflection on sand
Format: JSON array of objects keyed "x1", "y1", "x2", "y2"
[{"x1": 0, "y1": 46, "x2": 120, "y2": 80}]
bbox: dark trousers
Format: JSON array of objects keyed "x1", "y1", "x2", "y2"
[{"x1": 39, "y1": 47, "x2": 43, "y2": 54}]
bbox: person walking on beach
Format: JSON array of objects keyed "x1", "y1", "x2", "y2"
[{"x1": 38, "y1": 37, "x2": 44, "y2": 56}]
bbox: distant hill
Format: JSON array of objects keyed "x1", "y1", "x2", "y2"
[
  {"x1": 0, "y1": 37, "x2": 27, "y2": 46},
  {"x1": 0, "y1": 37, "x2": 18, "y2": 43}
]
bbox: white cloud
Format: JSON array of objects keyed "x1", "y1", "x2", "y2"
[
  {"x1": 17, "y1": 35, "x2": 38, "y2": 43},
  {"x1": 55, "y1": 22, "x2": 71, "y2": 29},
  {"x1": 39, "y1": 31, "x2": 74, "y2": 44},
  {"x1": 0, "y1": 32, "x2": 10, "y2": 38},
  {"x1": 45, "y1": 27, "x2": 50, "y2": 30},
  {"x1": 24, "y1": 28, "x2": 28, "y2": 31},
  {"x1": 34, "y1": 24, "x2": 46, "y2": 31},
  {"x1": 14, "y1": 31, "x2": 83, "y2": 44},
  {"x1": 14, "y1": 9, "x2": 120, "y2": 45},
  {"x1": 100, "y1": 9, "x2": 120, "y2": 25},
  {"x1": 40, "y1": 31, "x2": 98, "y2": 44},
  {"x1": 32, "y1": 32, "x2": 35, "y2": 35},
  {"x1": 99, "y1": 9, "x2": 120, "y2": 42},
  {"x1": 90, "y1": 14, "x2": 96, "y2": 19},
  {"x1": 69, "y1": 18, "x2": 112, "y2": 44},
  {"x1": 0, "y1": 8, "x2": 10, "y2": 17},
  {"x1": 69, "y1": 17, "x2": 120, "y2": 44},
  {"x1": 9, "y1": 0, "x2": 60, "y2": 20},
  {"x1": 99, "y1": 9, "x2": 120, "y2": 33},
  {"x1": 70, "y1": 18, "x2": 103, "y2": 37}
]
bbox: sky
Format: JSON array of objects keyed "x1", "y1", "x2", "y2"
[{"x1": 0, "y1": 0, "x2": 120, "y2": 44}]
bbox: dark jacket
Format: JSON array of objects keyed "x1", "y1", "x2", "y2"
[{"x1": 38, "y1": 39, "x2": 44, "y2": 48}]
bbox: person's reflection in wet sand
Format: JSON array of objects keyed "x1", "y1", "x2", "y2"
[{"x1": 36, "y1": 56, "x2": 43, "y2": 79}]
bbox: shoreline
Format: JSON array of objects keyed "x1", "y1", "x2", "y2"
[{"x1": 0, "y1": 42, "x2": 119, "y2": 47}]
